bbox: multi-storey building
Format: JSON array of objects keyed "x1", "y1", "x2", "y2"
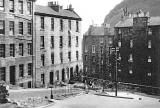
[
  {"x1": 114, "y1": 10, "x2": 160, "y2": 94},
  {"x1": 83, "y1": 25, "x2": 113, "y2": 80},
  {"x1": 0, "y1": 0, "x2": 36, "y2": 88},
  {"x1": 34, "y1": 2, "x2": 83, "y2": 87}
]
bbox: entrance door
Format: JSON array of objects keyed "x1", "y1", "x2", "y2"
[
  {"x1": 70, "y1": 67, "x2": 73, "y2": 80},
  {"x1": 62, "y1": 69, "x2": 65, "y2": 82},
  {"x1": 50, "y1": 72, "x2": 54, "y2": 85},
  {"x1": 10, "y1": 66, "x2": 15, "y2": 85}
]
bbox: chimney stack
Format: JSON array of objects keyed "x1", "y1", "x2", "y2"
[
  {"x1": 68, "y1": 4, "x2": 74, "y2": 11},
  {"x1": 48, "y1": 1, "x2": 62, "y2": 12}
]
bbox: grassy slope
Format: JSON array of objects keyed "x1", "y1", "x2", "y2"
[{"x1": 104, "y1": 0, "x2": 160, "y2": 28}]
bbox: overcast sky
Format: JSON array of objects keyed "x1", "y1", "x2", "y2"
[{"x1": 36, "y1": 0, "x2": 122, "y2": 34}]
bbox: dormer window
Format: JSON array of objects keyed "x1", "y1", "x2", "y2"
[
  {"x1": 148, "y1": 40, "x2": 151, "y2": 48},
  {"x1": 128, "y1": 54, "x2": 133, "y2": 62},
  {"x1": 148, "y1": 56, "x2": 151, "y2": 63}
]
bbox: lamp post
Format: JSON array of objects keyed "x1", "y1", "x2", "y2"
[{"x1": 111, "y1": 47, "x2": 119, "y2": 96}]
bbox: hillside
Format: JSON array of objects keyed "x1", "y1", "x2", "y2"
[{"x1": 104, "y1": 0, "x2": 160, "y2": 28}]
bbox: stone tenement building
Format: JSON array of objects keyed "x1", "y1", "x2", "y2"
[
  {"x1": 114, "y1": 11, "x2": 160, "y2": 94},
  {"x1": 34, "y1": 2, "x2": 83, "y2": 87},
  {"x1": 0, "y1": 0, "x2": 36, "y2": 88},
  {"x1": 83, "y1": 25, "x2": 113, "y2": 80}
]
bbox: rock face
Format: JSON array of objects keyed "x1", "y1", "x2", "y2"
[{"x1": 104, "y1": 0, "x2": 160, "y2": 28}]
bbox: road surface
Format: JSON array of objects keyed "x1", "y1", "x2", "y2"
[{"x1": 46, "y1": 92, "x2": 160, "y2": 108}]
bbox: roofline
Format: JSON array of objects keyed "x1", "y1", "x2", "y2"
[
  {"x1": 35, "y1": 12, "x2": 82, "y2": 21},
  {"x1": 83, "y1": 34, "x2": 114, "y2": 37},
  {"x1": 115, "y1": 24, "x2": 160, "y2": 28}
]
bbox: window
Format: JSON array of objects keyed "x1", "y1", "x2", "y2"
[
  {"x1": 51, "y1": 36, "x2": 54, "y2": 48},
  {"x1": 56, "y1": 70, "x2": 59, "y2": 81},
  {"x1": 148, "y1": 73, "x2": 151, "y2": 77},
  {"x1": 9, "y1": 21, "x2": 14, "y2": 35},
  {"x1": 92, "y1": 56, "x2": 95, "y2": 62},
  {"x1": 60, "y1": 36, "x2": 63, "y2": 48},
  {"x1": 60, "y1": 52, "x2": 63, "y2": 63},
  {"x1": 27, "y1": 22, "x2": 32, "y2": 35},
  {"x1": 68, "y1": 51, "x2": 71, "y2": 61},
  {"x1": 92, "y1": 45, "x2": 95, "y2": 53},
  {"x1": 0, "y1": 44, "x2": 5, "y2": 58},
  {"x1": 0, "y1": 0, "x2": 4, "y2": 7},
  {"x1": 19, "y1": 64, "x2": 24, "y2": 77},
  {"x1": 109, "y1": 38, "x2": 112, "y2": 45},
  {"x1": 18, "y1": 0, "x2": 23, "y2": 14},
  {"x1": 85, "y1": 45, "x2": 88, "y2": 52},
  {"x1": 128, "y1": 54, "x2": 133, "y2": 62},
  {"x1": 41, "y1": 73, "x2": 45, "y2": 85},
  {"x1": 129, "y1": 69, "x2": 133, "y2": 74},
  {"x1": 118, "y1": 29, "x2": 122, "y2": 34},
  {"x1": 51, "y1": 53, "x2": 54, "y2": 64},
  {"x1": 85, "y1": 55, "x2": 87, "y2": 61},
  {"x1": 0, "y1": 20, "x2": 4, "y2": 34},
  {"x1": 0, "y1": 67, "x2": 5, "y2": 81},
  {"x1": 19, "y1": 22, "x2": 23, "y2": 35},
  {"x1": 76, "y1": 36, "x2": 79, "y2": 47},
  {"x1": 76, "y1": 21, "x2": 79, "y2": 32},
  {"x1": 100, "y1": 38, "x2": 103, "y2": 43},
  {"x1": 76, "y1": 51, "x2": 78, "y2": 60},
  {"x1": 60, "y1": 19, "x2": 63, "y2": 31},
  {"x1": 9, "y1": 0, "x2": 14, "y2": 12},
  {"x1": 130, "y1": 40, "x2": 133, "y2": 48},
  {"x1": 19, "y1": 43, "x2": 23, "y2": 56},
  {"x1": 148, "y1": 56, "x2": 151, "y2": 63},
  {"x1": 41, "y1": 17, "x2": 44, "y2": 29},
  {"x1": 148, "y1": 40, "x2": 151, "y2": 48},
  {"x1": 28, "y1": 63, "x2": 32, "y2": 75},
  {"x1": 68, "y1": 32, "x2": 71, "y2": 47},
  {"x1": 41, "y1": 54, "x2": 45, "y2": 66},
  {"x1": 27, "y1": 43, "x2": 32, "y2": 55},
  {"x1": 118, "y1": 41, "x2": 121, "y2": 47},
  {"x1": 148, "y1": 28, "x2": 152, "y2": 35},
  {"x1": 10, "y1": 44, "x2": 15, "y2": 57},
  {"x1": 68, "y1": 20, "x2": 71, "y2": 30},
  {"x1": 50, "y1": 72, "x2": 54, "y2": 84},
  {"x1": 40, "y1": 36, "x2": 44, "y2": 49},
  {"x1": 51, "y1": 18, "x2": 54, "y2": 31},
  {"x1": 27, "y1": 2, "x2": 32, "y2": 15},
  {"x1": 100, "y1": 46, "x2": 103, "y2": 53}
]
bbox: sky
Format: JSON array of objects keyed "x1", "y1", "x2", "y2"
[{"x1": 36, "y1": 0, "x2": 123, "y2": 34}]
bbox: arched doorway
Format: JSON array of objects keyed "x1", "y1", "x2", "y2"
[{"x1": 62, "y1": 68, "x2": 65, "y2": 82}]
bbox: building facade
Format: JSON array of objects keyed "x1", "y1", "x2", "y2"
[
  {"x1": 34, "y1": 2, "x2": 83, "y2": 87},
  {"x1": 0, "y1": 0, "x2": 36, "y2": 88},
  {"x1": 114, "y1": 11, "x2": 160, "y2": 94},
  {"x1": 83, "y1": 25, "x2": 113, "y2": 80}
]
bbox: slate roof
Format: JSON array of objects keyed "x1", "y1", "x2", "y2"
[
  {"x1": 115, "y1": 16, "x2": 160, "y2": 27},
  {"x1": 35, "y1": 5, "x2": 81, "y2": 20},
  {"x1": 84, "y1": 25, "x2": 109, "y2": 36}
]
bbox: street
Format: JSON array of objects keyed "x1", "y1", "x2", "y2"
[{"x1": 46, "y1": 92, "x2": 160, "y2": 108}]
